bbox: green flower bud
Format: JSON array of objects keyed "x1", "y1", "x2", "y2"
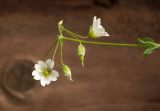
[
  {"x1": 62, "y1": 64, "x2": 73, "y2": 81},
  {"x1": 78, "y1": 44, "x2": 85, "y2": 56},
  {"x1": 77, "y1": 44, "x2": 86, "y2": 67}
]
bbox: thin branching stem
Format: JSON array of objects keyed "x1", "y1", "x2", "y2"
[{"x1": 63, "y1": 37, "x2": 141, "y2": 47}]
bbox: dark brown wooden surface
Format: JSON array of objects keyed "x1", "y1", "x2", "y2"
[{"x1": 0, "y1": 0, "x2": 160, "y2": 111}]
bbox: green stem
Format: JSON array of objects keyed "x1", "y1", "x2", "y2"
[
  {"x1": 53, "y1": 40, "x2": 59, "y2": 60},
  {"x1": 42, "y1": 39, "x2": 58, "y2": 60},
  {"x1": 59, "y1": 40, "x2": 64, "y2": 65},
  {"x1": 63, "y1": 37, "x2": 141, "y2": 47},
  {"x1": 69, "y1": 31, "x2": 82, "y2": 44},
  {"x1": 62, "y1": 27, "x2": 88, "y2": 39}
]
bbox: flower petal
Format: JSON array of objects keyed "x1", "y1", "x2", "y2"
[
  {"x1": 93, "y1": 16, "x2": 97, "y2": 28},
  {"x1": 38, "y1": 60, "x2": 45, "y2": 67},
  {"x1": 46, "y1": 59, "x2": 54, "y2": 69},
  {"x1": 45, "y1": 78, "x2": 52, "y2": 85},
  {"x1": 52, "y1": 70, "x2": 59, "y2": 77},
  {"x1": 51, "y1": 77, "x2": 57, "y2": 81},
  {"x1": 32, "y1": 70, "x2": 39, "y2": 76},
  {"x1": 96, "y1": 18, "x2": 101, "y2": 27},
  {"x1": 50, "y1": 70, "x2": 59, "y2": 81},
  {"x1": 35, "y1": 64, "x2": 43, "y2": 72},
  {"x1": 40, "y1": 79, "x2": 46, "y2": 87},
  {"x1": 33, "y1": 75, "x2": 41, "y2": 80},
  {"x1": 101, "y1": 32, "x2": 109, "y2": 36}
]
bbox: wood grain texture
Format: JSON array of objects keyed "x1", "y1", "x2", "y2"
[{"x1": 0, "y1": 0, "x2": 160, "y2": 111}]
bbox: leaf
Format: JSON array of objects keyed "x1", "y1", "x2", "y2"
[
  {"x1": 143, "y1": 46, "x2": 157, "y2": 57},
  {"x1": 138, "y1": 37, "x2": 155, "y2": 43},
  {"x1": 138, "y1": 37, "x2": 155, "y2": 48},
  {"x1": 138, "y1": 37, "x2": 160, "y2": 57}
]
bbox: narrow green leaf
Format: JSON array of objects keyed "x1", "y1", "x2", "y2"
[
  {"x1": 138, "y1": 37, "x2": 155, "y2": 43},
  {"x1": 143, "y1": 47, "x2": 156, "y2": 57},
  {"x1": 138, "y1": 37, "x2": 155, "y2": 48},
  {"x1": 138, "y1": 37, "x2": 160, "y2": 57}
]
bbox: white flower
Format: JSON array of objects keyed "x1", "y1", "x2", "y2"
[
  {"x1": 32, "y1": 59, "x2": 59, "y2": 87},
  {"x1": 88, "y1": 16, "x2": 109, "y2": 38}
]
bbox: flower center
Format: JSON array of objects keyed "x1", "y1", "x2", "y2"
[{"x1": 42, "y1": 68, "x2": 51, "y2": 77}]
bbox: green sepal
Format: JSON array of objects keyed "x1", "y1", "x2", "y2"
[
  {"x1": 88, "y1": 26, "x2": 100, "y2": 39},
  {"x1": 80, "y1": 55, "x2": 84, "y2": 67}
]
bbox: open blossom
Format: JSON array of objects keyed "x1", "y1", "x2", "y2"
[
  {"x1": 88, "y1": 16, "x2": 109, "y2": 38},
  {"x1": 32, "y1": 59, "x2": 59, "y2": 86}
]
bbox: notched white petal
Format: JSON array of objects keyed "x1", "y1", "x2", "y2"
[
  {"x1": 102, "y1": 32, "x2": 109, "y2": 36},
  {"x1": 40, "y1": 79, "x2": 46, "y2": 87},
  {"x1": 46, "y1": 59, "x2": 54, "y2": 69},
  {"x1": 51, "y1": 77, "x2": 57, "y2": 81},
  {"x1": 93, "y1": 16, "x2": 97, "y2": 28},
  {"x1": 52, "y1": 70, "x2": 59, "y2": 77},
  {"x1": 97, "y1": 18, "x2": 101, "y2": 26},
  {"x1": 44, "y1": 78, "x2": 52, "y2": 85},
  {"x1": 32, "y1": 70, "x2": 38, "y2": 76},
  {"x1": 35, "y1": 64, "x2": 43, "y2": 72},
  {"x1": 33, "y1": 75, "x2": 41, "y2": 80},
  {"x1": 38, "y1": 60, "x2": 45, "y2": 67}
]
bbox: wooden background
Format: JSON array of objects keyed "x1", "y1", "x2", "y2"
[{"x1": 0, "y1": 0, "x2": 160, "y2": 111}]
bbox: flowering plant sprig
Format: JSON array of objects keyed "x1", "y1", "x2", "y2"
[{"x1": 32, "y1": 16, "x2": 160, "y2": 86}]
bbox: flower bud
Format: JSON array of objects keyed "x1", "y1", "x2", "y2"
[
  {"x1": 77, "y1": 44, "x2": 85, "y2": 67},
  {"x1": 58, "y1": 20, "x2": 63, "y2": 26},
  {"x1": 62, "y1": 64, "x2": 73, "y2": 81}
]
